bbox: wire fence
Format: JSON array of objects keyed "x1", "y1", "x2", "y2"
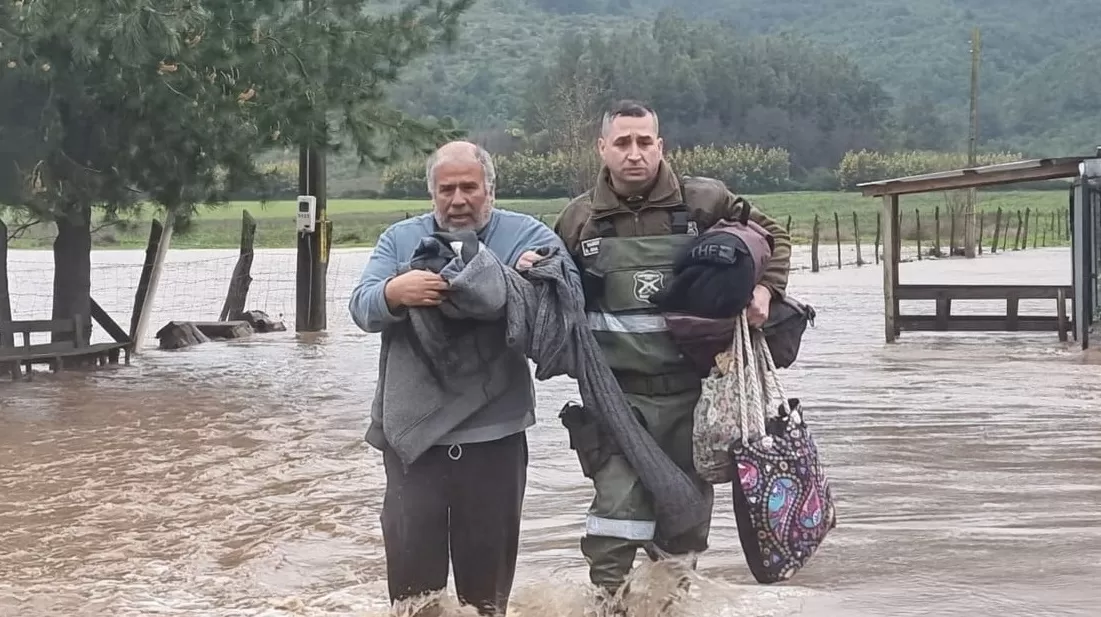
[
  {"x1": 0, "y1": 241, "x2": 921, "y2": 347},
  {"x1": 6, "y1": 249, "x2": 371, "y2": 345},
  {"x1": 4, "y1": 202, "x2": 1067, "y2": 346}
]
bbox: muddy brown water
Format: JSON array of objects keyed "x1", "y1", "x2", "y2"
[{"x1": 2, "y1": 245, "x2": 1100, "y2": 616}]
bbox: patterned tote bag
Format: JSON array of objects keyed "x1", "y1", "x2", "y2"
[
  {"x1": 692, "y1": 310, "x2": 759, "y2": 484},
  {"x1": 727, "y1": 312, "x2": 838, "y2": 584}
]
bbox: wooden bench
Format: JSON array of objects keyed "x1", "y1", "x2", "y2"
[
  {"x1": 894, "y1": 284, "x2": 1074, "y2": 341},
  {"x1": 0, "y1": 314, "x2": 132, "y2": 381}
]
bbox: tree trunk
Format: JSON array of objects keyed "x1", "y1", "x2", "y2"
[
  {"x1": 0, "y1": 219, "x2": 12, "y2": 347},
  {"x1": 52, "y1": 206, "x2": 92, "y2": 344}
]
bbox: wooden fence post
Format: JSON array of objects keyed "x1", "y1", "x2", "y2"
[
  {"x1": 915, "y1": 208, "x2": 923, "y2": 260},
  {"x1": 811, "y1": 214, "x2": 820, "y2": 273},
  {"x1": 1013, "y1": 210, "x2": 1023, "y2": 250},
  {"x1": 834, "y1": 211, "x2": 842, "y2": 269},
  {"x1": 129, "y1": 215, "x2": 176, "y2": 351},
  {"x1": 934, "y1": 206, "x2": 942, "y2": 257},
  {"x1": 977, "y1": 210, "x2": 985, "y2": 255},
  {"x1": 852, "y1": 211, "x2": 863, "y2": 266},
  {"x1": 1022, "y1": 207, "x2": 1031, "y2": 249},
  {"x1": 991, "y1": 207, "x2": 1002, "y2": 254},
  {"x1": 948, "y1": 205, "x2": 958, "y2": 256},
  {"x1": 219, "y1": 209, "x2": 258, "y2": 321},
  {"x1": 874, "y1": 211, "x2": 881, "y2": 264}
]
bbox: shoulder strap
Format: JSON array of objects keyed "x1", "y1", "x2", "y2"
[
  {"x1": 671, "y1": 175, "x2": 693, "y2": 234},
  {"x1": 670, "y1": 207, "x2": 690, "y2": 234}
]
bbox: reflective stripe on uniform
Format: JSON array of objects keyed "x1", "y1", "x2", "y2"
[
  {"x1": 585, "y1": 515, "x2": 657, "y2": 541},
  {"x1": 586, "y1": 312, "x2": 667, "y2": 334}
]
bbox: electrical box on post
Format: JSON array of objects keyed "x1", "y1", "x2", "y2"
[{"x1": 296, "y1": 195, "x2": 316, "y2": 233}]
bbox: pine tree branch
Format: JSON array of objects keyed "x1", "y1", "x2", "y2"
[
  {"x1": 259, "y1": 34, "x2": 308, "y2": 78},
  {"x1": 59, "y1": 148, "x2": 104, "y2": 175},
  {"x1": 5, "y1": 216, "x2": 42, "y2": 241},
  {"x1": 90, "y1": 218, "x2": 124, "y2": 235}
]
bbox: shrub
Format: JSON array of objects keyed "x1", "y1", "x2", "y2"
[
  {"x1": 379, "y1": 159, "x2": 428, "y2": 198},
  {"x1": 666, "y1": 145, "x2": 791, "y2": 194},
  {"x1": 379, "y1": 144, "x2": 793, "y2": 198}
]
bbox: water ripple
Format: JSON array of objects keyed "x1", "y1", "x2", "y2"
[{"x1": 2, "y1": 247, "x2": 1100, "y2": 616}]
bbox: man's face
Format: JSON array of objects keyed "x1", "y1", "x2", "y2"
[
  {"x1": 598, "y1": 113, "x2": 663, "y2": 191},
  {"x1": 431, "y1": 158, "x2": 492, "y2": 232}
]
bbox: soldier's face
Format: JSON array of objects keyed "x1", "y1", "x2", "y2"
[
  {"x1": 431, "y1": 159, "x2": 493, "y2": 231},
  {"x1": 598, "y1": 113, "x2": 663, "y2": 190}
]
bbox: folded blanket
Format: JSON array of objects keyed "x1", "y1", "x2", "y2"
[
  {"x1": 378, "y1": 230, "x2": 531, "y2": 465},
  {"x1": 378, "y1": 235, "x2": 710, "y2": 536}
]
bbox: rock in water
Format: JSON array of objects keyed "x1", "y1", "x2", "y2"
[
  {"x1": 156, "y1": 321, "x2": 211, "y2": 350},
  {"x1": 240, "y1": 310, "x2": 286, "y2": 333},
  {"x1": 155, "y1": 320, "x2": 255, "y2": 350},
  {"x1": 194, "y1": 321, "x2": 254, "y2": 340}
]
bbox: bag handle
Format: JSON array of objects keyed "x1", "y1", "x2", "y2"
[
  {"x1": 730, "y1": 309, "x2": 795, "y2": 447},
  {"x1": 730, "y1": 309, "x2": 768, "y2": 445},
  {"x1": 734, "y1": 196, "x2": 752, "y2": 226},
  {"x1": 753, "y1": 327, "x2": 793, "y2": 418}
]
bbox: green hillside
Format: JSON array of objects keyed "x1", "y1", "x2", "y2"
[{"x1": 384, "y1": 0, "x2": 1101, "y2": 158}]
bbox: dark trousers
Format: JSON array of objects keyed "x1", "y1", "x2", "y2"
[{"x1": 381, "y1": 431, "x2": 528, "y2": 616}]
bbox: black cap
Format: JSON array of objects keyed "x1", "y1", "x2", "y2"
[{"x1": 650, "y1": 233, "x2": 756, "y2": 318}]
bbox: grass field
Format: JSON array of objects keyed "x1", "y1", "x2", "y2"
[{"x1": 7, "y1": 189, "x2": 1073, "y2": 250}]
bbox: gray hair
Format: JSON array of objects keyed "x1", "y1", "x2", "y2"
[
  {"x1": 601, "y1": 99, "x2": 659, "y2": 136},
  {"x1": 425, "y1": 144, "x2": 497, "y2": 196}
]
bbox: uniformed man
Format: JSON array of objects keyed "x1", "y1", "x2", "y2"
[{"x1": 552, "y1": 100, "x2": 793, "y2": 607}]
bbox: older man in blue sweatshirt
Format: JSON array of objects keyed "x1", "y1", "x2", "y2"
[{"x1": 349, "y1": 140, "x2": 580, "y2": 616}]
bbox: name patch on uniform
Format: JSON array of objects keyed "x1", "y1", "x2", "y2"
[
  {"x1": 633, "y1": 270, "x2": 664, "y2": 302},
  {"x1": 581, "y1": 238, "x2": 602, "y2": 257}
]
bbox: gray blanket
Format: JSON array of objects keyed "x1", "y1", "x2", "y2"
[
  {"x1": 378, "y1": 233, "x2": 531, "y2": 465},
  {"x1": 381, "y1": 236, "x2": 710, "y2": 537},
  {"x1": 516, "y1": 248, "x2": 711, "y2": 539}
]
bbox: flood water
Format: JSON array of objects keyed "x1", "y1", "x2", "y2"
[{"x1": 2, "y1": 244, "x2": 1100, "y2": 616}]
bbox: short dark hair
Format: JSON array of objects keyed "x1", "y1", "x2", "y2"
[{"x1": 601, "y1": 99, "x2": 659, "y2": 136}]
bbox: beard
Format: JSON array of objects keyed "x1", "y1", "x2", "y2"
[{"x1": 436, "y1": 208, "x2": 491, "y2": 232}]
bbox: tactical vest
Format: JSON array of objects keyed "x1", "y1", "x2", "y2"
[{"x1": 578, "y1": 204, "x2": 701, "y2": 395}]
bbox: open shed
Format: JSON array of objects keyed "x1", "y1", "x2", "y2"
[{"x1": 857, "y1": 154, "x2": 1101, "y2": 348}]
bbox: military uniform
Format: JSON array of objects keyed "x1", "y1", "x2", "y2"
[{"x1": 553, "y1": 161, "x2": 792, "y2": 592}]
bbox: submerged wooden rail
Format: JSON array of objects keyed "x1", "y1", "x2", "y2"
[
  {"x1": 0, "y1": 313, "x2": 133, "y2": 381},
  {"x1": 894, "y1": 284, "x2": 1073, "y2": 341}
]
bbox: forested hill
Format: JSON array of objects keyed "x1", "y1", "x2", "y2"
[{"x1": 383, "y1": 0, "x2": 1101, "y2": 162}]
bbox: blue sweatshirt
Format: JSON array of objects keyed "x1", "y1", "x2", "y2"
[{"x1": 349, "y1": 208, "x2": 583, "y2": 450}]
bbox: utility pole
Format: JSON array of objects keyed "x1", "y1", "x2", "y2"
[
  {"x1": 296, "y1": 146, "x2": 329, "y2": 332},
  {"x1": 964, "y1": 27, "x2": 981, "y2": 258},
  {"x1": 295, "y1": 0, "x2": 330, "y2": 332}
]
